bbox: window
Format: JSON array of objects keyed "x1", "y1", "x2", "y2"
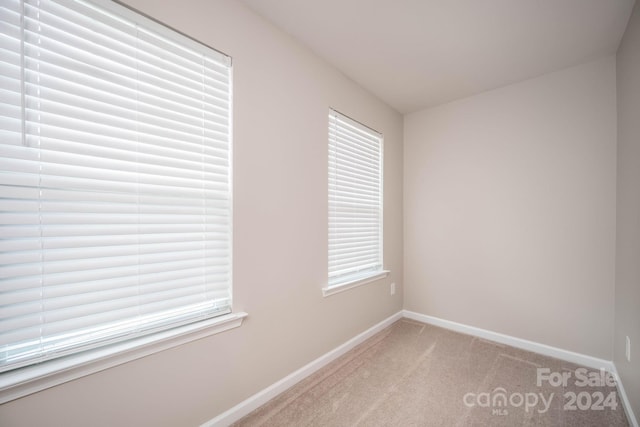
[
  {"x1": 0, "y1": 0, "x2": 233, "y2": 376},
  {"x1": 327, "y1": 109, "x2": 386, "y2": 295}
]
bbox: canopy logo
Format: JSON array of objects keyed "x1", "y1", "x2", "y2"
[{"x1": 463, "y1": 388, "x2": 554, "y2": 415}]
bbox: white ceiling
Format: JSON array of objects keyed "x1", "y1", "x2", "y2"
[{"x1": 241, "y1": 0, "x2": 635, "y2": 114}]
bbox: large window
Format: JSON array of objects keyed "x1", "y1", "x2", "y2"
[
  {"x1": 0, "y1": 0, "x2": 232, "y2": 374},
  {"x1": 327, "y1": 109, "x2": 385, "y2": 293}
]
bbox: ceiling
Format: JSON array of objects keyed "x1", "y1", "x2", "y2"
[{"x1": 241, "y1": 0, "x2": 635, "y2": 114}]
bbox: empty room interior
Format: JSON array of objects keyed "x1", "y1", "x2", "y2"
[{"x1": 1, "y1": 0, "x2": 640, "y2": 426}]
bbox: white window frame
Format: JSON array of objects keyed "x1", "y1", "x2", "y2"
[
  {"x1": 324, "y1": 109, "x2": 388, "y2": 297},
  {"x1": 0, "y1": 0, "x2": 245, "y2": 403}
]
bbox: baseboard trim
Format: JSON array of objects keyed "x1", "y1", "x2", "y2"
[
  {"x1": 201, "y1": 310, "x2": 404, "y2": 427},
  {"x1": 403, "y1": 310, "x2": 638, "y2": 426},
  {"x1": 611, "y1": 363, "x2": 639, "y2": 427},
  {"x1": 402, "y1": 310, "x2": 614, "y2": 371}
]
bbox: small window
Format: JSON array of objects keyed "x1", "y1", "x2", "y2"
[
  {"x1": 327, "y1": 109, "x2": 385, "y2": 292},
  {"x1": 0, "y1": 0, "x2": 232, "y2": 373}
]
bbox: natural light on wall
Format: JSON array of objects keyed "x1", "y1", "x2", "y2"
[{"x1": 0, "y1": 0, "x2": 233, "y2": 377}]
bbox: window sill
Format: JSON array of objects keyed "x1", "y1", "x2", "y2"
[
  {"x1": 322, "y1": 271, "x2": 390, "y2": 297},
  {"x1": 0, "y1": 311, "x2": 248, "y2": 404}
]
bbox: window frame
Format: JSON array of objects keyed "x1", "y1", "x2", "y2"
[
  {"x1": 324, "y1": 109, "x2": 388, "y2": 297},
  {"x1": 0, "y1": 0, "x2": 245, "y2": 402}
]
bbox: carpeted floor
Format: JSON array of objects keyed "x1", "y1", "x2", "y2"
[{"x1": 234, "y1": 319, "x2": 629, "y2": 426}]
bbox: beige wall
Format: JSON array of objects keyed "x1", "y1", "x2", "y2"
[
  {"x1": 0, "y1": 1, "x2": 403, "y2": 426},
  {"x1": 404, "y1": 57, "x2": 617, "y2": 359},
  {"x1": 616, "y1": 1, "x2": 640, "y2": 417}
]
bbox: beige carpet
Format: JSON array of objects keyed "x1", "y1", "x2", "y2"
[{"x1": 234, "y1": 319, "x2": 629, "y2": 426}]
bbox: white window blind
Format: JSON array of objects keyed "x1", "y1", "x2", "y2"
[
  {"x1": 0, "y1": 0, "x2": 232, "y2": 373},
  {"x1": 328, "y1": 109, "x2": 383, "y2": 287}
]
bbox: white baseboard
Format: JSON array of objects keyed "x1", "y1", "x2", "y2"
[
  {"x1": 402, "y1": 310, "x2": 615, "y2": 371},
  {"x1": 403, "y1": 309, "x2": 637, "y2": 427},
  {"x1": 201, "y1": 311, "x2": 404, "y2": 427},
  {"x1": 611, "y1": 363, "x2": 639, "y2": 427}
]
